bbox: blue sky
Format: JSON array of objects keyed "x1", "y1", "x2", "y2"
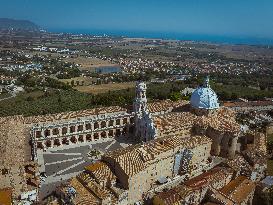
[{"x1": 1, "y1": 0, "x2": 273, "y2": 38}]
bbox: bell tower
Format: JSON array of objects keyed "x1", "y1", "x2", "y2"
[
  {"x1": 133, "y1": 81, "x2": 147, "y2": 113},
  {"x1": 133, "y1": 82, "x2": 157, "y2": 142}
]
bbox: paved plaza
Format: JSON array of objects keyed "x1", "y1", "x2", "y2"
[{"x1": 37, "y1": 136, "x2": 134, "y2": 199}]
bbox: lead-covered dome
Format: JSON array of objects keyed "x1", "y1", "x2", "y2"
[{"x1": 190, "y1": 76, "x2": 219, "y2": 110}]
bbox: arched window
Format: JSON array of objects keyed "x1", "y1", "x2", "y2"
[
  {"x1": 101, "y1": 121, "x2": 107, "y2": 128},
  {"x1": 62, "y1": 127, "x2": 67, "y2": 135},
  {"x1": 53, "y1": 128, "x2": 59, "y2": 135},
  {"x1": 94, "y1": 133, "x2": 99, "y2": 140},
  {"x1": 36, "y1": 131, "x2": 42, "y2": 138},
  {"x1": 94, "y1": 122, "x2": 99, "y2": 129},
  {"x1": 70, "y1": 126, "x2": 76, "y2": 133},
  {"x1": 109, "y1": 120, "x2": 114, "y2": 126},
  {"x1": 44, "y1": 129, "x2": 51, "y2": 137},
  {"x1": 78, "y1": 125, "x2": 83, "y2": 132},
  {"x1": 101, "y1": 131, "x2": 107, "y2": 138},
  {"x1": 85, "y1": 123, "x2": 91, "y2": 130}
]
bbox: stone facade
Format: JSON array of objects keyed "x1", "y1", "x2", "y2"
[
  {"x1": 30, "y1": 110, "x2": 134, "y2": 160},
  {"x1": 101, "y1": 135, "x2": 212, "y2": 204}
]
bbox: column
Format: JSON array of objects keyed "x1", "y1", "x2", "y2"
[
  {"x1": 82, "y1": 134, "x2": 87, "y2": 143},
  {"x1": 67, "y1": 125, "x2": 70, "y2": 134}
]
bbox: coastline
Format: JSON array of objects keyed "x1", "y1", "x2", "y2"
[{"x1": 48, "y1": 28, "x2": 273, "y2": 46}]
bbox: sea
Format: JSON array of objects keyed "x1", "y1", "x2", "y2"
[{"x1": 49, "y1": 28, "x2": 273, "y2": 46}]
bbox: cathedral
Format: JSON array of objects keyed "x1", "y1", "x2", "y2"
[
  {"x1": 0, "y1": 77, "x2": 266, "y2": 205},
  {"x1": 55, "y1": 77, "x2": 266, "y2": 204}
]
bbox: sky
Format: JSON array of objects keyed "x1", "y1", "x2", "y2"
[{"x1": 1, "y1": 0, "x2": 273, "y2": 39}]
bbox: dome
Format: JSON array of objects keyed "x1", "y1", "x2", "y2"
[{"x1": 190, "y1": 77, "x2": 219, "y2": 110}]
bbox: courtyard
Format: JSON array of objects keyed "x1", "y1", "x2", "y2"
[{"x1": 37, "y1": 136, "x2": 134, "y2": 199}]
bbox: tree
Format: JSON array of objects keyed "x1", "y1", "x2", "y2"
[
  {"x1": 71, "y1": 80, "x2": 75, "y2": 87},
  {"x1": 169, "y1": 92, "x2": 181, "y2": 102}
]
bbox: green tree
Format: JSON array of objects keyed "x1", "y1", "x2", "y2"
[{"x1": 169, "y1": 92, "x2": 181, "y2": 102}]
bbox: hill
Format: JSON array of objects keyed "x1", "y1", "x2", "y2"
[{"x1": 0, "y1": 18, "x2": 39, "y2": 30}]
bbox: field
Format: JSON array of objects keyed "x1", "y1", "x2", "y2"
[
  {"x1": 75, "y1": 82, "x2": 135, "y2": 94},
  {"x1": 59, "y1": 77, "x2": 135, "y2": 94},
  {"x1": 59, "y1": 76, "x2": 97, "y2": 86},
  {"x1": 63, "y1": 56, "x2": 116, "y2": 71}
]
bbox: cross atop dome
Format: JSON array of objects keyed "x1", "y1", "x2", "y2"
[{"x1": 204, "y1": 76, "x2": 210, "y2": 88}]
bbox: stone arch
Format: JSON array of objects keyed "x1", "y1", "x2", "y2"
[
  {"x1": 53, "y1": 128, "x2": 59, "y2": 135},
  {"x1": 78, "y1": 135, "x2": 84, "y2": 142},
  {"x1": 94, "y1": 122, "x2": 99, "y2": 129},
  {"x1": 44, "y1": 129, "x2": 51, "y2": 137},
  {"x1": 101, "y1": 121, "x2": 107, "y2": 128},
  {"x1": 116, "y1": 119, "x2": 121, "y2": 126},
  {"x1": 86, "y1": 134, "x2": 92, "y2": 141},
  {"x1": 78, "y1": 125, "x2": 83, "y2": 132},
  {"x1": 94, "y1": 133, "x2": 99, "y2": 140},
  {"x1": 36, "y1": 131, "x2": 42, "y2": 138},
  {"x1": 108, "y1": 130, "x2": 114, "y2": 137},
  {"x1": 54, "y1": 139, "x2": 61, "y2": 146},
  {"x1": 101, "y1": 131, "x2": 107, "y2": 138},
  {"x1": 70, "y1": 126, "x2": 76, "y2": 133},
  {"x1": 37, "y1": 142, "x2": 43, "y2": 149},
  {"x1": 62, "y1": 127, "x2": 68, "y2": 135},
  {"x1": 62, "y1": 138, "x2": 69, "y2": 145},
  {"x1": 123, "y1": 118, "x2": 128, "y2": 124},
  {"x1": 70, "y1": 136, "x2": 77, "y2": 143},
  {"x1": 109, "y1": 120, "x2": 114, "y2": 126},
  {"x1": 86, "y1": 123, "x2": 92, "y2": 130},
  {"x1": 45, "y1": 140, "x2": 52, "y2": 147}
]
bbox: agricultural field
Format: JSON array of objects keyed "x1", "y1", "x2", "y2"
[
  {"x1": 59, "y1": 76, "x2": 97, "y2": 86},
  {"x1": 63, "y1": 56, "x2": 116, "y2": 71},
  {"x1": 60, "y1": 77, "x2": 135, "y2": 94},
  {"x1": 75, "y1": 82, "x2": 135, "y2": 94}
]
